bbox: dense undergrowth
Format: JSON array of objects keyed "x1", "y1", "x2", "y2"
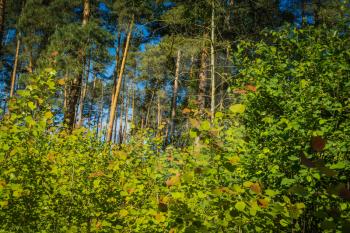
[{"x1": 1, "y1": 24, "x2": 350, "y2": 232}]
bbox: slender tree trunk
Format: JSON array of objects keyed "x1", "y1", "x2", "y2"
[
  {"x1": 0, "y1": 0, "x2": 5, "y2": 57},
  {"x1": 169, "y1": 50, "x2": 181, "y2": 141},
  {"x1": 113, "y1": 108, "x2": 118, "y2": 143},
  {"x1": 76, "y1": 58, "x2": 91, "y2": 128},
  {"x1": 28, "y1": 51, "x2": 33, "y2": 73},
  {"x1": 210, "y1": 0, "x2": 216, "y2": 122},
  {"x1": 220, "y1": 46, "x2": 230, "y2": 111},
  {"x1": 189, "y1": 55, "x2": 195, "y2": 80},
  {"x1": 157, "y1": 94, "x2": 161, "y2": 129},
  {"x1": 145, "y1": 90, "x2": 155, "y2": 128},
  {"x1": 97, "y1": 84, "x2": 104, "y2": 138},
  {"x1": 87, "y1": 74, "x2": 96, "y2": 128},
  {"x1": 111, "y1": 30, "x2": 123, "y2": 102},
  {"x1": 10, "y1": 37, "x2": 20, "y2": 98},
  {"x1": 118, "y1": 88, "x2": 125, "y2": 144},
  {"x1": 64, "y1": 0, "x2": 90, "y2": 131},
  {"x1": 106, "y1": 16, "x2": 134, "y2": 142},
  {"x1": 123, "y1": 84, "x2": 129, "y2": 141},
  {"x1": 82, "y1": 0, "x2": 90, "y2": 26},
  {"x1": 63, "y1": 72, "x2": 69, "y2": 111},
  {"x1": 131, "y1": 82, "x2": 135, "y2": 126},
  {"x1": 198, "y1": 46, "x2": 208, "y2": 112}
]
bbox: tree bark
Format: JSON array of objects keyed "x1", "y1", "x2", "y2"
[
  {"x1": 106, "y1": 16, "x2": 134, "y2": 142},
  {"x1": 145, "y1": 90, "x2": 155, "y2": 128},
  {"x1": 123, "y1": 84, "x2": 128, "y2": 142},
  {"x1": 87, "y1": 74, "x2": 96, "y2": 128},
  {"x1": 157, "y1": 94, "x2": 161, "y2": 129},
  {"x1": 131, "y1": 82, "x2": 135, "y2": 126},
  {"x1": 198, "y1": 45, "x2": 208, "y2": 113},
  {"x1": 10, "y1": 37, "x2": 20, "y2": 98},
  {"x1": 118, "y1": 81, "x2": 125, "y2": 144},
  {"x1": 82, "y1": 0, "x2": 90, "y2": 26},
  {"x1": 76, "y1": 57, "x2": 91, "y2": 128},
  {"x1": 0, "y1": 0, "x2": 5, "y2": 57},
  {"x1": 96, "y1": 84, "x2": 104, "y2": 138},
  {"x1": 111, "y1": 30, "x2": 123, "y2": 101},
  {"x1": 169, "y1": 50, "x2": 181, "y2": 141},
  {"x1": 210, "y1": 0, "x2": 216, "y2": 122},
  {"x1": 64, "y1": 0, "x2": 90, "y2": 131}
]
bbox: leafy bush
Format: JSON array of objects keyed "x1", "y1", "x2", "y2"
[
  {"x1": 233, "y1": 24, "x2": 350, "y2": 232},
  {"x1": 1, "y1": 24, "x2": 349, "y2": 233}
]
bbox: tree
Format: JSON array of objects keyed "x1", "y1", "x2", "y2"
[{"x1": 0, "y1": 0, "x2": 6, "y2": 57}]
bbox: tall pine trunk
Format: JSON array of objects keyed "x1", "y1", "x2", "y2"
[
  {"x1": 64, "y1": 0, "x2": 90, "y2": 130},
  {"x1": 169, "y1": 50, "x2": 181, "y2": 141},
  {"x1": 157, "y1": 94, "x2": 161, "y2": 129},
  {"x1": 96, "y1": 84, "x2": 104, "y2": 138},
  {"x1": 118, "y1": 81, "x2": 125, "y2": 144},
  {"x1": 198, "y1": 45, "x2": 208, "y2": 113},
  {"x1": 106, "y1": 16, "x2": 134, "y2": 142},
  {"x1": 87, "y1": 74, "x2": 96, "y2": 128},
  {"x1": 210, "y1": 0, "x2": 216, "y2": 122},
  {"x1": 10, "y1": 37, "x2": 20, "y2": 98},
  {"x1": 76, "y1": 57, "x2": 91, "y2": 128},
  {"x1": 123, "y1": 83, "x2": 129, "y2": 142},
  {"x1": 0, "y1": 0, "x2": 5, "y2": 57}
]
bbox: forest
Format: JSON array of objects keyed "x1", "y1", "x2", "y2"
[{"x1": 0, "y1": 0, "x2": 349, "y2": 232}]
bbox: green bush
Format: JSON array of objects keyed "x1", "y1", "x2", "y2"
[
  {"x1": 0, "y1": 24, "x2": 349, "y2": 233},
  {"x1": 233, "y1": 24, "x2": 350, "y2": 232}
]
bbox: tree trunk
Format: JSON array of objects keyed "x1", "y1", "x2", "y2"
[
  {"x1": 118, "y1": 80, "x2": 125, "y2": 144},
  {"x1": 210, "y1": 0, "x2": 216, "y2": 122},
  {"x1": 157, "y1": 94, "x2": 161, "y2": 129},
  {"x1": 198, "y1": 46, "x2": 208, "y2": 113},
  {"x1": 0, "y1": 0, "x2": 5, "y2": 57},
  {"x1": 113, "y1": 107, "x2": 118, "y2": 143},
  {"x1": 145, "y1": 90, "x2": 155, "y2": 128},
  {"x1": 106, "y1": 16, "x2": 134, "y2": 142},
  {"x1": 87, "y1": 74, "x2": 96, "y2": 128},
  {"x1": 64, "y1": 0, "x2": 90, "y2": 131},
  {"x1": 111, "y1": 30, "x2": 123, "y2": 101},
  {"x1": 123, "y1": 84, "x2": 128, "y2": 141},
  {"x1": 82, "y1": 0, "x2": 90, "y2": 26},
  {"x1": 76, "y1": 57, "x2": 91, "y2": 128},
  {"x1": 10, "y1": 37, "x2": 20, "y2": 98},
  {"x1": 96, "y1": 84, "x2": 104, "y2": 138},
  {"x1": 131, "y1": 82, "x2": 135, "y2": 126},
  {"x1": 169, "y1": 50, "x2": 181, "y2": 141},
  {"x1": 63, "y1": 72, "x2": 69, "y2": 111}
]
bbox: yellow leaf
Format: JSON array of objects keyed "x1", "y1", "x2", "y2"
[
  {"x1": 166, "y1": 174, "x2": 180, "y2": 187},
  {"x1": 44, "y1": 111, "x2": 53, "y2": 119},
  {"x1": 228, "y1": 156, "x2": 240, "y2": 165},
  {"x1": 119, "y1": 209, "x2": 129, "y2": 217},
  {"x1": 57, "y1": 78, "x2": 65, "y2": 85},
  {"x1": 229, "y1": 104, "x2": 245, "y2": 114},
  {"x1": 155, "y1": 212, "x2": 166, "y2": 222}
]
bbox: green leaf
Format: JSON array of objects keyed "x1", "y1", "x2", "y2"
[
  {"x1": 215, "y1": 112, "x2": 224, "y2": 118},
  {"x1": 229, "y1": 104, "x2": 246, "y2": 114},
  {"x1": 265, "y1": 189, "x2": 278, "y2": 197},
  {"x1": 200, "y1": 120, "x2": 211, "y2": 131},
  {"x1": 288, "y1": 155, "x2": 299, "y2": 161},
  {"x1": 28, "y1": 102, "x2": 36, "y2": 110},
  {"x1": 280, "y1": 219, "x2": 289, "y2": 227},
  {"x1": 171, "y1": 192, "x2": 184, "y2": 199},
  {"x1": 330, "y1": 161, "x2": 347, "y2": 169},
  {"x1": 281, "y1": 178, "x2": 295, "y2": 186},
  {"x1": 189, "y1": 130, "x2": 197, "y2": 138},
  {"x1": 235, "y1": 201, "x2": 246, "y2": 211}
]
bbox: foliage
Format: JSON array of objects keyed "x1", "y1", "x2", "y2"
[
  {"x1": 1, "y1": 17, "x2": 350, "y2": 233},
  {"x1": 232, "y1": 23, "x2": 350, "y2": 232}
]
